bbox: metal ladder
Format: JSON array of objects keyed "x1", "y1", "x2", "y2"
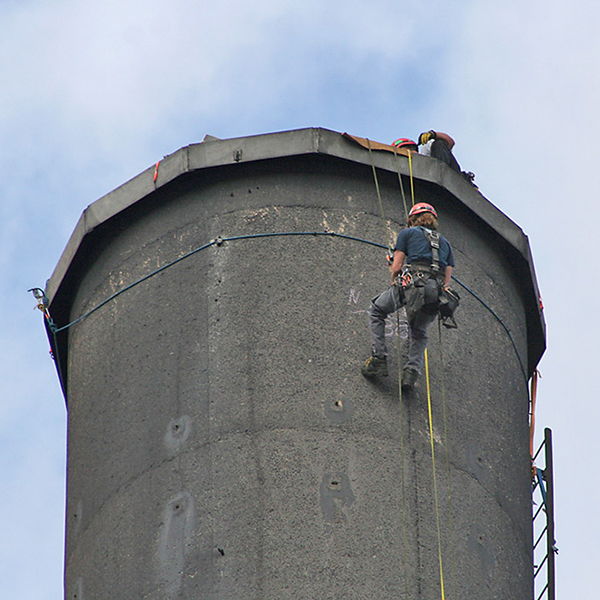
[{"x1": 532, "y1": 427, "x2": 557, "y2": 600}]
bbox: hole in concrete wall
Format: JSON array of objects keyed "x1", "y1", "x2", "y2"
[
  {"x1": 325, "y1": 397, "x2": 353, "y2": 424},
  {"x1": 164, "y1": 416, "x2": 192, "y2": 454},
  {"x1": 71, "y1": 578, "x2": 83, "y2": 600},
  {"x1": 320, "y1": 472, "x2": 355, "y2": 527},
  {"x1": 72, "y1": 500, "x2": 83, "y2": 536}
]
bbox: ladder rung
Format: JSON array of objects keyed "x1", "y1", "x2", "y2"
[
  {"x1": 536, "y1": 582, "x2": 549, "y2": 600},
  {"x1": 534, "y1": 525, "x2": 548, "y2": 550},
  {"x1": 534, "y1": 553, "x2": 548, "y2": 577}
]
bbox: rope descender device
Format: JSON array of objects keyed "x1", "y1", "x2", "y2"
[
  {"x1": 29, "y1": 287, "x2": 58, "y2": 363},
  {"x1": 386, "y1": 246, "x2": 394, "y2": 265},
  {"x1": 29, "y1": 287, "x2": 50, "y2": 319}
]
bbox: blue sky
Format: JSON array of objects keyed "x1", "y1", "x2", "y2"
[{"x1": 2, "y1": 1, "x2": 597, "y2": 597}]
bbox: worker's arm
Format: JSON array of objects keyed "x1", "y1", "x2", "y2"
[
  {"x1": 444, "y1": 265, "x2": 453, "y2": 289},
  {"x1": 434, "y1": 131, "x2": 455, "y2": 150},
  {"x1": 390, "y1": 250, "x2": 406, "y2": 284}
]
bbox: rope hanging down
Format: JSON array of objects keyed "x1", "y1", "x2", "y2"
[
  {"x1": 367, "y1": 147, "x2": 527, "y2": 600},
  {"x1": 407, "y1": 151, "x2": 415, "y2": 206},
  {"x1": 370, "y1": 141, "x2": 416, "y2": 598},
  {"x1": 437, "y1": 319, "x2": 458, "y2": 600},
  {"x1": 367, "y1": 138, "x2": 396, "y2": 254},
  {"x1": 424, "y1": 349, "x2": 446, "y2": 600},
  {"x1": 392, "y1": 146, "x2": 412, "y2": 217},
  {"x1": 367, "y1": 146, "x2": 449, "y2": 599},
  {"x1": 396, "y1": 309, "x2": 409, "y2": 600}
]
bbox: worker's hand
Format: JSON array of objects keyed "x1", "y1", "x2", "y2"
[{"x1": 418, "y1": 130, "x2": 437, "y2": 145}]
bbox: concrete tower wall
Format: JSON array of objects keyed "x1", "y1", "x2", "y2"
[{"x1": 50, "y1": 131, "x2": 543, "y2": 600}]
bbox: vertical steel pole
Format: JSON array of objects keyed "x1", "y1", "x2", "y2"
[{"x1": 544, "y1": 428, "x2": 556, "y2": 600}]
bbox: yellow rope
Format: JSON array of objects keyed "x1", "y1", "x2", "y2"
[
  {"x1": 393, "y1": 144, "x2": 450, "y2": 598},
  {"x1": 425, "y1": 349, "x2": 446, "y2": 600},
  {"x1": 368, "y1": 138, "x2": 421, "y2": 598},
  {"x1": 407, "y1": 150, "x2": 416, "y2": 206}
]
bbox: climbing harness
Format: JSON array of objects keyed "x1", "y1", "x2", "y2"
[
  {"x1": 399, "y1": 227, "x2": 460, "y2": 328},
  {"x1": 426, "y1": 229, "x2": 441, "y2": 273}
]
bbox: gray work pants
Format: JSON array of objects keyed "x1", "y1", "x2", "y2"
[{"x1": 368, "y1": 285, "x2": 437, "y2": 373}]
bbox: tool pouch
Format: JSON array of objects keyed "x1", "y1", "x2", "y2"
[
  {"x1": 439, "y1": 287, "x2": 460, "y2": 328},
  {"x1": 405, "y1": 268, "x2": 439, "y2": 321},
  {"x1": 422, "y1": 278, "x2": 440, "y2": 313}
]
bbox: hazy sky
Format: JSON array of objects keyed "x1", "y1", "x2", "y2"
[{"x1": 2, "y1": 1, "x2": 597, "y2": 597}]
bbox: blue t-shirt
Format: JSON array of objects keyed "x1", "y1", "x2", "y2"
[{"x1": 394, "y1": 226, "x2": 454, "y2": 269}]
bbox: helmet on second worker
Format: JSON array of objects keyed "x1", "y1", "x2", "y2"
[
  {"x1": 392, "y1": 138, "x2": 418, "y2": 149},
  {"x1": 408, "y1": 202, "x2": 438, "y2": 224}
]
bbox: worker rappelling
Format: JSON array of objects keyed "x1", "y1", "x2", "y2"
[{"x1": 361, "y1": 202, "x2": 458, "y2": 391}]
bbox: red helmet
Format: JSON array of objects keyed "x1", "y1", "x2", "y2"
[
  {"x1": 408, "y1": 202, "x2": 438, "y2": 223},
  {"x1": 392, "y1": 138, "x2": 417, "y2": 149}
]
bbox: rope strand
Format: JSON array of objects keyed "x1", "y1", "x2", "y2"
[
  {"x1": 425, "y1": 349, "x2": 446, "y2": 600},
  {"x1": 393, "y1": 147, "x2": 411, "y2": 220},
  {"x1": 407, "y1": 151, "x2": 415, "y2": 206},
  {"x1": 438, "y1": 319, "x2": 457, "y2": 600},
  {"x1": 36, "y1": 231, "x2": 531, "y2": 404},
  {"x1": 367, "y1": 139, "x2": 395, "y2": 252},
  {"x1": 397, "y1": 309, "x2": 409, "y2": 599}
]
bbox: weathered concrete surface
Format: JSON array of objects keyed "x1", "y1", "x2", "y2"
[{"x1": 49, "y1": 130, "x2": 544, "y2": 599}]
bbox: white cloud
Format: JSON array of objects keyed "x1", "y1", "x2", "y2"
[{"x1": 0, "y1": 0, "x2": 469, "y2": 146}]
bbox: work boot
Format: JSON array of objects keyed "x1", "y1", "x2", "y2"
[
  {"x1": 401, "y1": 367, "x2": 419, "y2": 392},
  {"x1": 361, "y1": 355, "x2": 388, "y2": 378}
]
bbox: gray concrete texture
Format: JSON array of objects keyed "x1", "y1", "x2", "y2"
[{"x1": 51, "y1": 130, "x2": 544, "y2": 599}]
